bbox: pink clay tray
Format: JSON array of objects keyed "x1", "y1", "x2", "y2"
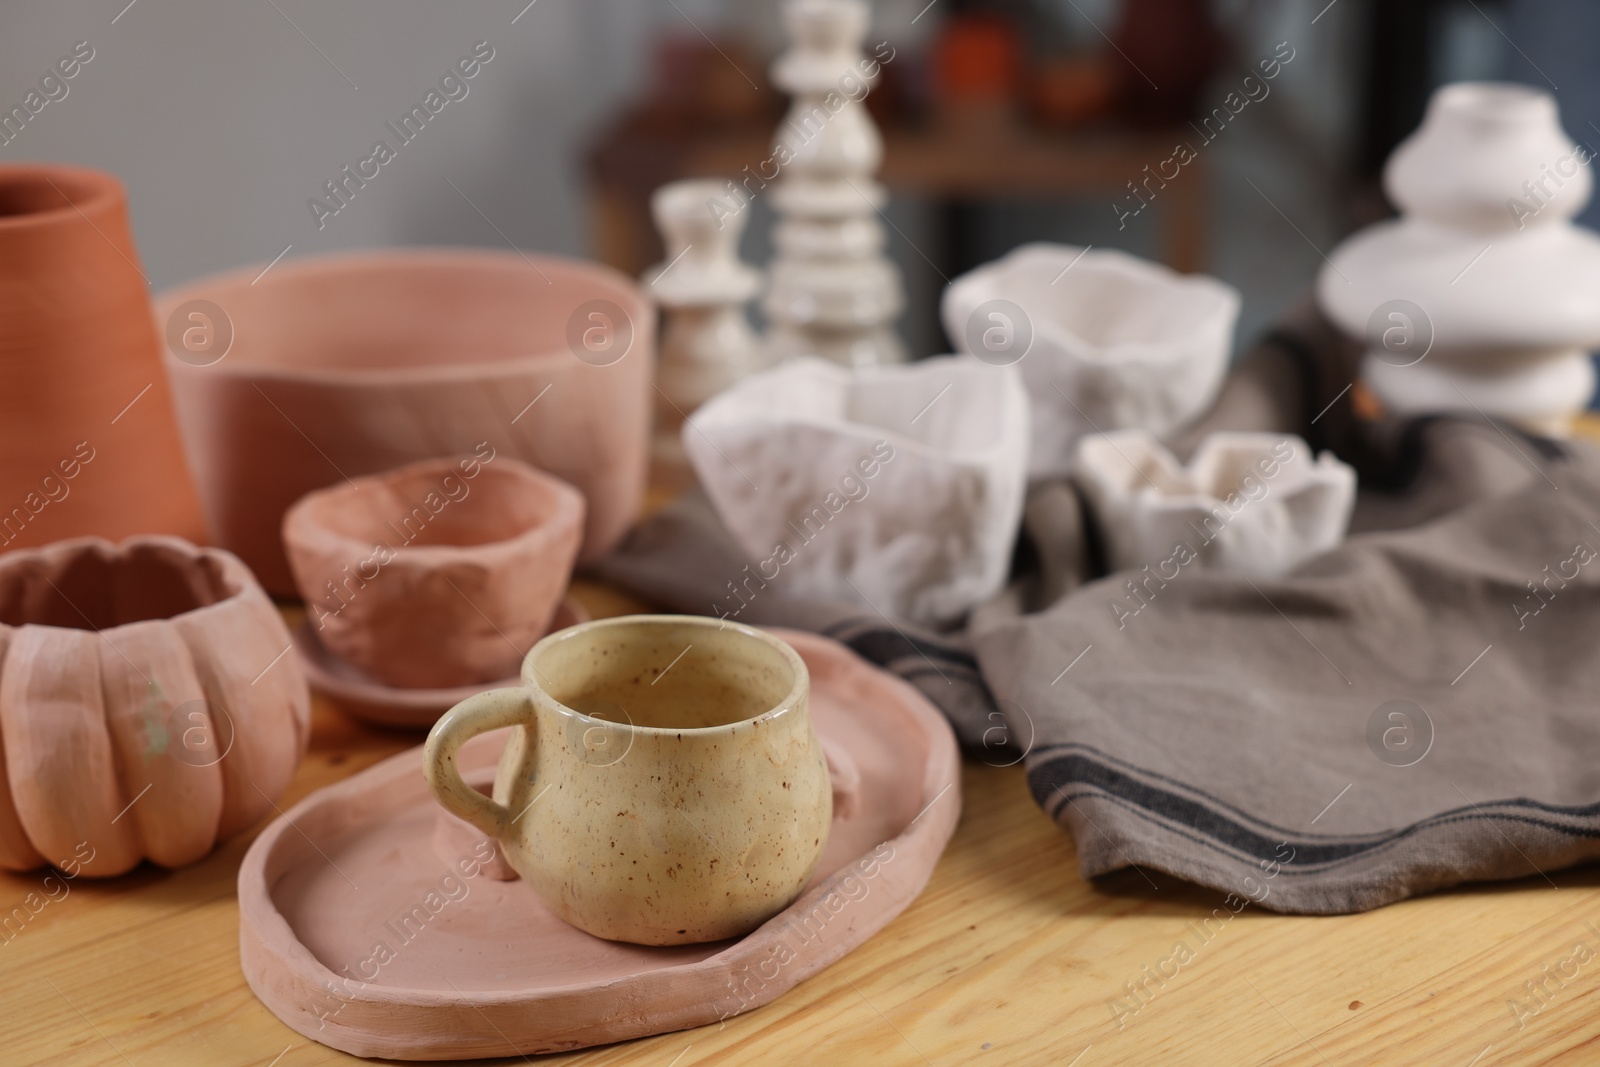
[
  {"x1": 292, "y1": 596, "x2": 588, "y2": 728},
  {"x1": 238, "y1": 630, "x2": 962, "y2": 1060}
]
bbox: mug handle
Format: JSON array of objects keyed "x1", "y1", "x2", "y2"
[
  {"x1": 821, "y1": 735, "x2": 861, "y2": 820},
  {"x1": 424, "y1": 687, "x2": 533, "y2": 841}
]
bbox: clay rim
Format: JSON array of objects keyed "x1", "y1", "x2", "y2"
[
  {"x1": 283, "y1": 457, "x2": 586, "y2": 566},
  {"x1": 1430, "y1": 81, "x2": 1555, "y2": 126},
  {"x1": 0, "y1": 534, "x2": 258, "y2": 635},
  {"x1": 690, "y1": 355, "x2": 1026, "y2": 466},
  {"x1": 1078, "y1": 431, "x2": 1349, "y2": 509},
  {"x1": 153, "y1": 247, "x2": 653, "y2": 383},
  {"x1": 0, "y1": 163, "x2": 121, "y2": 232},
  {"x1": 520, "y1": 614, "x2": 812, "y2": 738},
  {"x1": 294, "y1": 596, "x2": 589, "y2": 711},
  {"x1": 947, "y1": 242, "x2": 1240, "y2": 367}
]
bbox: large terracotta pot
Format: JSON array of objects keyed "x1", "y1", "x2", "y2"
[
  {"x1": 0, "y1": 536, "x2": 309, "y2": 877},
  {"x1": 157, "y1": 249, "x2": 653, "y2": 595},
  {"x1": 0, "y1": 164, "x2": 205, "y2": 552}
]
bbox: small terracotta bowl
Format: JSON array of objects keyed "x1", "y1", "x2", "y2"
[{"x1": 283, "y1": 457, "x2": 585, "y2": 689}]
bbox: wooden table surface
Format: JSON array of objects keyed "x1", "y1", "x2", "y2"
[{"x1": 8, "y1": 526, "x2": 1600, "y2": 1065}]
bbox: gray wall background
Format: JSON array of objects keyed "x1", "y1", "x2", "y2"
[
  {"x1": 3, "y1": 1, "x2": 677, "y2": 289},
  {"x1": 1, "y1": 0, "x2": 1361, "y2": 355}
]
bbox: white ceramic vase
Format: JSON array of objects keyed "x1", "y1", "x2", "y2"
[
  {"x1": 683, "y1": 355, "x2": 1028, "y2": 627},
  {"x1": 1318, "y1": 82, "x2": 1600, "y2": 435},
  {"x1": 942, "y1": 243, "x2": 1239, "y2": 479},
  {"x1": 1072, "y1": 431, "x2": 1356, "y2": 577}
]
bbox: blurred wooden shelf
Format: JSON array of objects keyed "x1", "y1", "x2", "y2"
[{"x1": 587, "y1": 118, "x2": 1208, "y2": 280}]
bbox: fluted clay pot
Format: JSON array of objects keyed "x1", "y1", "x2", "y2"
[
  {"x1": 158, "y1": 249, "x2": 652, "y2": 595},
  {"x1": 0, "y1": 536, "x2": 310, "y2": 877},
  {"x1": 0, "y1": 164, "x2": 205, "y2": 553},
  {"x1": 282, "y1": 456, "x2": 585, "y2": 689}
]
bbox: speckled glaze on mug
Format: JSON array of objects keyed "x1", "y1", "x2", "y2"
[{"x1": 424, "y1": 615, "x2": 831, "y2": 945}]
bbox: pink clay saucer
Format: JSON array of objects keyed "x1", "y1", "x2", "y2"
[
  {"x1": 239, "y1": 629, "x2": 961, "y2": 1059},
  {"x1": 292, "y1": 596, "x2": 587, "y2": 728}
]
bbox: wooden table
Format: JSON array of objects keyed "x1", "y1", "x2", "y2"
[{"x1": 8, "y1": 453, "x2": 1600, "y2": 1064}]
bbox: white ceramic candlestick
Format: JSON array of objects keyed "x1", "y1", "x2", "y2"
[
  {"x1": 1318, "y1": 82, "x2": 1600, "y2": 435},
  {"x1": 645, "y1": 179, "x2": 765, "y2": 484},
  {"x1": 763, "y1": 0, "x2": 906, "y2": 368}
]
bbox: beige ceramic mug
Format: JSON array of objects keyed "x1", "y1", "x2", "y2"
[{"x1": 424, "y1": 614, "x2": 833, "y2": 945}]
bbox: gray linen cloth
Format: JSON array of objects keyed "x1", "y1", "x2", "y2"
[{"x1": 597, "y1": 302, "x2": 1600, "y2": 913}]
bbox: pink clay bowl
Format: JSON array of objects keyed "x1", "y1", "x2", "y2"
[
  {"x1": 282, "y1": 456, "x2": 585, "y2": 690},
  {"x1": 158, "y1": 248, "x2": 652, "y2": 595}
]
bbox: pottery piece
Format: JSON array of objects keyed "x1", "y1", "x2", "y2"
[
  {"x1": 645, "y1": 179, "x2": 766, "y2": 487},
  {"x1": 1110, "y1": 0, "x2": 1225, "y2": 126},
  {"x1": 425, "y1": 615, "x2": 832, "y2": 945},
  {"x1": 0, "y1": 536, "x2": 309, "y2": 877},
  {"x1": 1030, "y1": 55, "x2": 1118, "y2": 130},
  {"x1": 291, "y1": 597, "x2": 588, "y2": 729},
  {"x1": 683, "y1": 355, "x2": 1029, "y2": 628},
  {"x1": 283, "y1": 456, "x2": 584, "y2": 690},
  {"x1": 0, "y1": 164, "x2": 205, "y2": 552},
  {"x1": 1318, "y1": 83, "x2": 1600, "y2": 435},
  {"x1": 157, "y1": 249, "x2": 652, "y2": 595},
  {"x1": 942, "y1": 242, "x2": 1240, "y2": 478},
  {"x1": 762, "y1": 0, "x2": 906, "y2": 368},
  {"x1": 931, "y1": 12, "x2": 1023, "y2": 123},
  {"x1": 1072, "y1": 431, "x2": 1356, "y2": 577},
  {"x1": 239, "y1": 628, "x2": 960, "y2": 1059}
]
